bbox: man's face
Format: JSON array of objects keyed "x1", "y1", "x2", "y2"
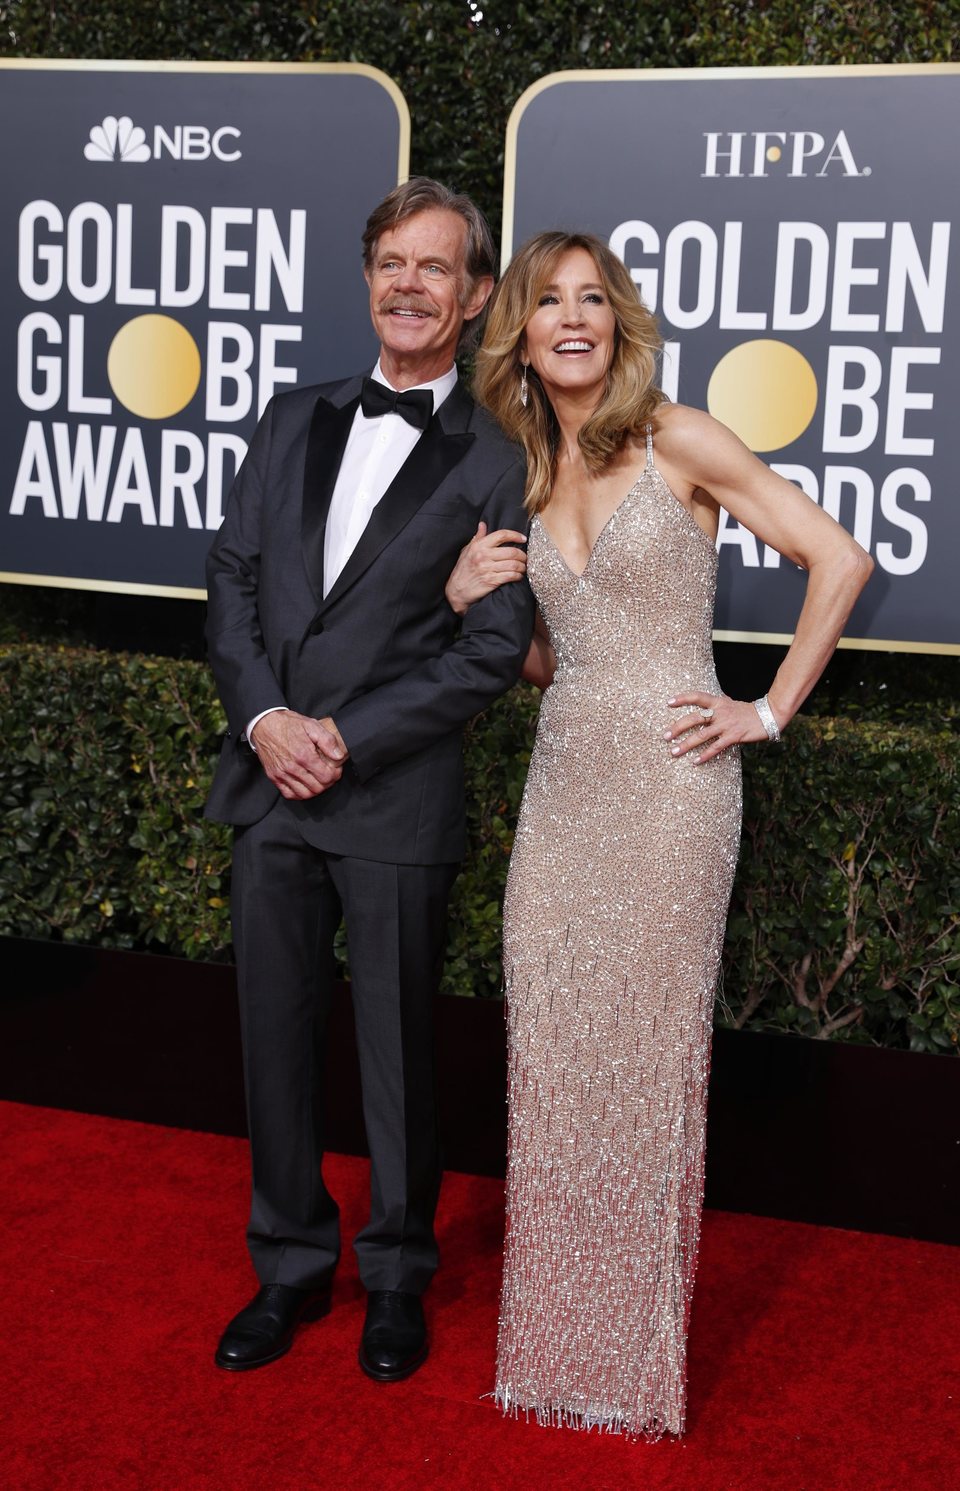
[{"x1": 365, "y1": 207, "x2": 492, "y2": 386}]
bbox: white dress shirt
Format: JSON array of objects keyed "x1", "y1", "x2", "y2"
[
  {"x1": 246, "y1": 360, "x2": 458, "y2": 747},
  {"x1": 322, "y1": 360, "x2": 458, "y2": 596}
]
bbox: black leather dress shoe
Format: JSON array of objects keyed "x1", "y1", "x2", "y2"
[
  {"x1": 214, "y1": 1282, "x2": 332, "y2": 1371},
  {"x1": 358, "y1": 1290, "x2": 428, "y2": 1382}
]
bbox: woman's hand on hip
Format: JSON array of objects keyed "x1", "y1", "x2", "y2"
[
  {"x1": 664, "y1": 691, "x2": 781, "y2": 764},
  {"x1": 445, "y1": 521, "x2": 528, "y2": 616}
]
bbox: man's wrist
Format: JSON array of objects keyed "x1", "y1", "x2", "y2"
[{"x1": 245, "y1": 705, "x2": 289, "y2": 753}]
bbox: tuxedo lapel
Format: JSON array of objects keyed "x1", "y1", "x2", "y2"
[
  {"x1": 300, "y1": 390, "x2": 360, "y2": 601},
  {"x1": 317, "y1": 389, "x2": 475, "y2": 616}
]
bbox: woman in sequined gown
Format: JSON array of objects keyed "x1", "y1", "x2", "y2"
[{"x1": 446, "y1": 232, "x2": 871, "y2": 1439}]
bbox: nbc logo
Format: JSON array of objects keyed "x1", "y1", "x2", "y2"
[
  {"x1": 85, "y1": 116, "x2": 151, "y2": 163},
  {"x1": 83, "y1": 116, "x2": 242, "y2": 163}
]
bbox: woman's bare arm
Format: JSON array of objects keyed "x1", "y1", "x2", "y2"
[
  {"x1": 655, "y1": 404, "x2": 873, "y2": 761},
  {"x1": 522, "y1": 607, "x2": 556, "y2": 690}
]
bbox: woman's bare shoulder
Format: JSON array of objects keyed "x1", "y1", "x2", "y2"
[
  {"x1": 651, "y1": 401, "x2": 749, "y2": 472},
  {"x1": 652, "y1": 401, "x2": 719, "y2": 442}
]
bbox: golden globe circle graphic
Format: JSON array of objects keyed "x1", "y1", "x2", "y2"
[
  {"x1": 107, "y1": 315, "x2": 201, "y2": 420},
  {"x1": 706, "y1": 339, "x2": 818, "y2": 453}
]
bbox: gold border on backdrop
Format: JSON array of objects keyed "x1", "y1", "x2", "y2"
[
  {"x1": 0, "y1": 571, "x2": 206, "y2": 601},
  {"x1": 713, "y1": 631, "x2": 959, "y2": 656},
  {"x1": 502, "y1": 64, "x2": 960, "y2": 268},
  {"x1": 0, "y1": 58, "x2": 411, "y2": 172},
  {"x1": 502, "y1": 63, "x2": 960, "y2": 658},
  {"x1": 0, "y1": 58, "x2": 411, "y2": 601}
]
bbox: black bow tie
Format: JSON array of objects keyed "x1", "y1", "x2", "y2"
[{"x1": 360, "y1": 378, "x2": 434, "y2": 430}]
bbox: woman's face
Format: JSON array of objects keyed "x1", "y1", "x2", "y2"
[{"x1": 522, "y1": 247, "x2": 617, "y2": 404}]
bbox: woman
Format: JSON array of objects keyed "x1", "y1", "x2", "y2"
[{"x1": 446, "y1": 231, "x2": 872, "y2": 1440}]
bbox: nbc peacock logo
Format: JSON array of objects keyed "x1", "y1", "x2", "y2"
[
  {"x1": 84, "y1": 115, "x2": 151, "y2": 163},
  {"x1": 82, "y1": 114, "x2": 243, "y2": 163}
]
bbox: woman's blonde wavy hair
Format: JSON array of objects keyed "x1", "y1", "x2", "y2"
[{"x1": 474, "y1": 231, "x2": 666, "y2": 514}]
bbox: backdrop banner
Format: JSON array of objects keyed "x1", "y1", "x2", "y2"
[
  {"x1": 0, "y1": 60, "x2": 409, "y2": 598},
  {"x1": 504, "y1": 65, "x2": 960, "y2": 653}
]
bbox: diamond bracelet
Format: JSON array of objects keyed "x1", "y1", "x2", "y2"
[{"x1": 753, "y1": 694, "x2": 782, "y2": 743}]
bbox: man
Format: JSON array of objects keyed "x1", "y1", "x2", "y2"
[{"x1": 205, "y1": 178, "x2": 533, "y2": 1382}]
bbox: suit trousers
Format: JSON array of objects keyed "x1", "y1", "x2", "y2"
[{"x1": 231, "y1": 797, "x2": 458, "y2": 1294}]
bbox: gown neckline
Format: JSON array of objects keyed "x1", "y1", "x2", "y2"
[
  {"x1": 534, "y1": 467, "x2": 718, "y2": 581},
  {"x1": 534, "y1": 481, "x2": 643, "y2": 581}
]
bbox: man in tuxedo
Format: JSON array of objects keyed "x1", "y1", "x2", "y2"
[{"x1": 205, "y1": 178, "x2": 533, "y2": 1381}]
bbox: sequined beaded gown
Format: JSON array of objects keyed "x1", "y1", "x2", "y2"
[{"x1": 495, "y1": 427, "x2": 742, "y2": 1440}]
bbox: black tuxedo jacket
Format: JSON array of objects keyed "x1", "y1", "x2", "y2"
[{"x1": 204, "y1": 375, "x2": 535, "y2": 864}]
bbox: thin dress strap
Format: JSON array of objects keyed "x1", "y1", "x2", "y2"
[{"x1": 644, "y1": 422, "x2": 655, "y2": 469}]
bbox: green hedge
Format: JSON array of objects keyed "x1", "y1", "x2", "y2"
[
  {"x1": 2, "y1": 643, "x2": 957, "y2": 1054},
  {"x1": 1, "y1": 645, "x2": 229, "y2": 959},
  {"x1": 728, "y1": 716, "x2": 959, "y2": 1053}
]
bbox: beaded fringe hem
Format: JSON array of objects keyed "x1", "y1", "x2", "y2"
[
  {"x1": 492, "y1": 1387, "x2": 679, "y2": 1443},
  {"x1": 497, "y1": 943, "x2": 702, "y2": 1454}
]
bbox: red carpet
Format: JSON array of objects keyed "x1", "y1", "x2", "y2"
[{"x1": 3, "y1": 1100, "x2": 957, "y2": 1491}]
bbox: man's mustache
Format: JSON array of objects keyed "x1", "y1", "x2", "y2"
[{"x1": 378, "y1": 296, "x2": 441, "y2": 318}]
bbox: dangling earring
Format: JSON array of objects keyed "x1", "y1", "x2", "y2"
[{"x1": 519, "y1": 362, "x2": 529, "y2": 408}]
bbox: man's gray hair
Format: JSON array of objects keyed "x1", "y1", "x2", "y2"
[{"x1": 361, "y1": 176, "x2": 496, "y2": 287}]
